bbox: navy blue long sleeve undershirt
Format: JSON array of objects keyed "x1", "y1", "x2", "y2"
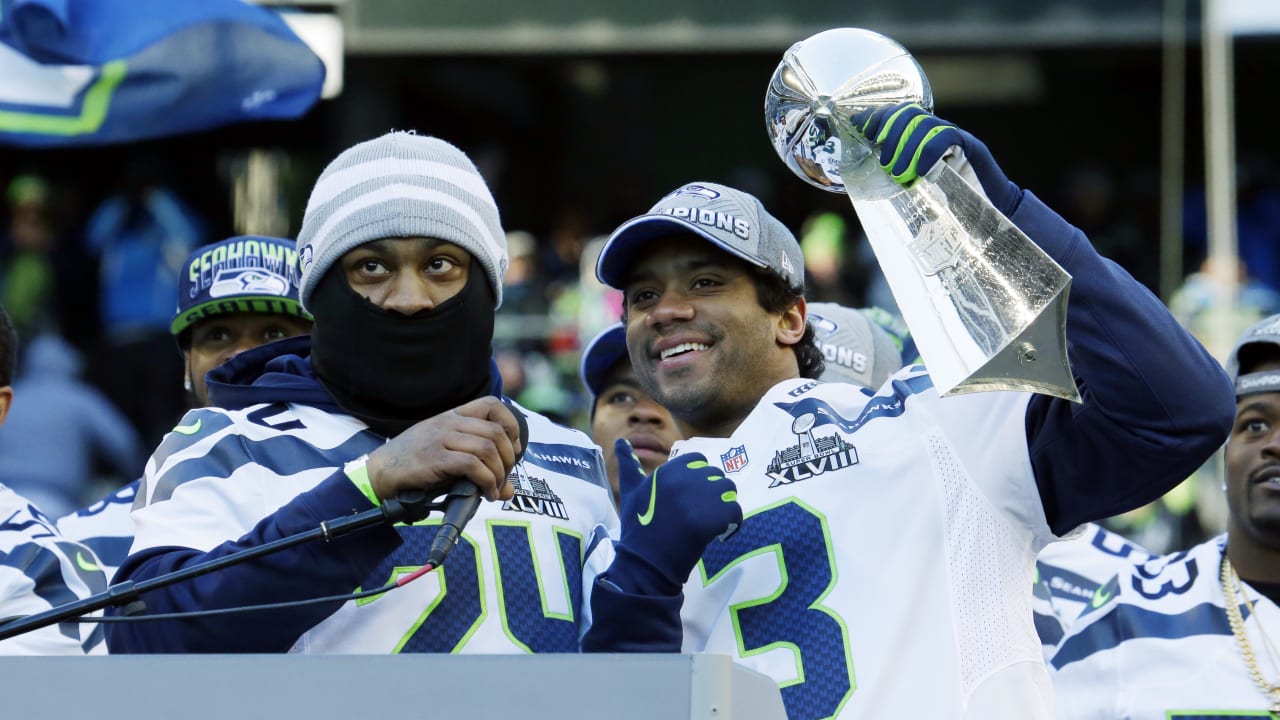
[{"x1": 105, "y1": 471, "x2": 401, "y2": 653}]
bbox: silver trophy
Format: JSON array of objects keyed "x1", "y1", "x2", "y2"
[{"x1": 766, "y1": 28, "x2": 1079, "y2": 401}]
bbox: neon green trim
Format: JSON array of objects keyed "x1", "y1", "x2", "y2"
[
  {"x1": 637, "y1": 465, "x2": 658, "y2": 526},
  {"x1": 699, "y1": 498, "x2": 857, "y2": 717},
  {"x1": 172, "y1": 418, "x2": 202, "y2": 435},
  {"x1": 874, "y1": 103, "x2": 921, "y2": 144},
  {"x1": 76, "y1": 551, "x2": 101, "y2": 573},
  {"x1": 721, "y1": 491, "x2": 737, "y2": 503},
  {"x1": 491, "y1": 521, "x2": 579, "y2": 652},
  {"x1": 0, "y1": 60, "x2": 127, "y2": 136},
  {"x1": 345, "y1": 458, "x2": 380, "y2": 507},
  {"x1": 892, "y1": 124, "x2": 956, "y2": 185}
]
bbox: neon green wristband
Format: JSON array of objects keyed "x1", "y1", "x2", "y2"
[{"x1": 344, "y1": 454, "x2": 380, "y2": 507}]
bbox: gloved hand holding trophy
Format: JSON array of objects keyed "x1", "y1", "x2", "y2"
[{"x1": 766, "y1": 28, "x2": 1080, "y2": 401}]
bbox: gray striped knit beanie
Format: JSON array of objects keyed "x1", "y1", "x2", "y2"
[{"x1": 296, "y1": 132, "x2": 508, "y2": 310}]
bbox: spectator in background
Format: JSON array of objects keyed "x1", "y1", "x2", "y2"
[
  {"x1": 0, "y1": 175, "x2": 59, "y2": 338},
  {"x1": 0, "y1": 332, "x2": 143, "y2": 518},
  {"x1": 1170, "y1": 255, "x2": 1280, "y2": 354},
  {"x1": 499, "y1": 230, "x2": 548, "y2": 319},
  {"x1": 84, "y1": 158, "x2": 204, "y2": 447},
  {"x1": 799, "y1": 211, "x2": 860, "y2": 307},
  {"x1": 540, "y1": 208, "x2": 589, "y2": 294},
  {"x1": 1058, "y1": 164, "x2": 1152, "y2": 291},
  {"x1": 494, "y1": 230, "x2": 550, "y2": 354},
  {"x1": 0, "y1": 305, "x2": 108, "y2": 655},
  {"x1": 1184, "y1": 155, "x2": 1280, "y2": 295}
]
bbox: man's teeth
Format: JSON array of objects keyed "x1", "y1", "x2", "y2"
[{"x1": 660, "y1": 342, "x2": 709, "y2": 360}]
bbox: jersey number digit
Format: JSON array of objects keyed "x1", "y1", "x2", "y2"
[
  {"x1": 700, "y1": 500, "x2": 855, "y2": 720},
  {"x1": 360, "y1": 520, "x2": 582, "y2": 652}
]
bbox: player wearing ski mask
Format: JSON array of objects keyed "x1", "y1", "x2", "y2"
[{"x1": 106, "y1": 133, "x2": 617, "y2": 653}]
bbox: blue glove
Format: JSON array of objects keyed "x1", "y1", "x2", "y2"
[
  {"x1": 856, "y1": 102, "x2": 1022, "y2": 217},
  {"x1": 607, "y1": 438, "x2": 742, "y2": 594}
]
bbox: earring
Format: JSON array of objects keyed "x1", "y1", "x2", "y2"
[{"x1": 184, "y1": 375, "x2": 193, "y2": 392}]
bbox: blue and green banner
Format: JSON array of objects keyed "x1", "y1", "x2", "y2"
[{"x1": 0, "y1": 0, "x2": 325, "y2": 146}]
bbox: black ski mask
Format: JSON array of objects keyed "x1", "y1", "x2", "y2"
[{"x1": 308, "y1": 265, "x2": 496, "y2": 437}]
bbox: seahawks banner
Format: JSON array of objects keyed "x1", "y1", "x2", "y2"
[{"x1": 0, "y1": 0, "x2": 325, "y2": 147}]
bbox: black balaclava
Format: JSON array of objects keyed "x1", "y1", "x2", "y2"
[{"x1": 308, "y1": 265, "x2": 495, "y2": 437}]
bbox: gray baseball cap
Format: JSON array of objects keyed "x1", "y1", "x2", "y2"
[
  {"x1": 809, "y1": 302, "x2": 907, "y2": 389},
  {"x1": 1228, "y1": 314, "x2": 1280, "y2": 397},
  {"x1": 596, "y1": 181, "x2": 804, "y2": 293}
]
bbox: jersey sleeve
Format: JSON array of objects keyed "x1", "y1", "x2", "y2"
[
  {"x1": 105, "y1": 408, "x2": 401, "y2": 653},
  {"x1": 56, "y1": 480, "x2": 140, "y2": 582},
  {"x1": 1010, "y1": 191, "x2": 1235, "y2": 535},
  {"x1": 0, "y1": 486, "x2": 109, "y2": 655},
  {"x1": 1048, "y1": 575, "x2": 1124, "y2": 720}
]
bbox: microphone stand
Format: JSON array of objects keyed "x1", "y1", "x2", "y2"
[{"x1": 0, "y1": 491, "x2": 438, "y2": 642}]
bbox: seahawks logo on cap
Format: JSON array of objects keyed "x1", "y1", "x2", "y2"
[
  {"x1": 809, "y1": 312, "x2": 838, "y2": 335},
  {"x1": 670, "y1": 184, "x2": 720, "y2": 201},
  {"x1": 299, "y1": 245, "x2": 314, "y2": 273},
  {"x1": 209, "y1": 268, "x2": 289, "y2": 298}
]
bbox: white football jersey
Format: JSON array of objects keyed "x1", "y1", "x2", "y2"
[
  {"x1": 129, "y1": 400, "x2": 619, "y2": 653},
  {"x1": 1051, "y1": 536, "x2": 1276, "y2": 719},
  {"x1": 56, "y1": 481, "x2": 138, "y2": 582},
  {"x1": 673, "y1": 373, "x2": 1056, "y2": 720},
  {"x1": 1032, "y1": 522, "x2": 1155, "y2": 655},
  {"x1": 0, "y1": 483, "x2": 108, "y2": 654}
]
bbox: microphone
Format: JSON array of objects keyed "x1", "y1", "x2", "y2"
[{"x1": 423, "y1": 400, "x2": 529, "y2": 567}]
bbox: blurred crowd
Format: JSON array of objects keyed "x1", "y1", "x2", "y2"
[{"x1": 3, "y1": 151, "x2": 1280, "y2": 552}]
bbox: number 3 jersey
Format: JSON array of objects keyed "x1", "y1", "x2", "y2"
[
  {"x1": 671, "y1": 373, "x2": 1056, "y2": 720},
  {"x1": 106, "y1": 339, "x2": 619, "y2": 654}
]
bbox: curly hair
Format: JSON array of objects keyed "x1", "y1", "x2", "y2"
[{"x1": 750, "y1": 267, "x2": 825, "y2": 380}]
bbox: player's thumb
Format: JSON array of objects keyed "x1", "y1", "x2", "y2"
[{"x1": 613, "y1": 437, "x2": 645, "y2": 493}]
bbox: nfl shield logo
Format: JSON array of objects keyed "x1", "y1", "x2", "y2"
[{"x1": 721, "y1": 445, "x2": 749, "y2": 473}]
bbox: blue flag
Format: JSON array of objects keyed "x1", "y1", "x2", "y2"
[{"x1": 0, "y1": 0, "x2": 325, "y2": 146}]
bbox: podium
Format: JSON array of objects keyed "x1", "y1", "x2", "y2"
[{"x1": 1, "y1": 653, "x2": 786, "y2": 719}]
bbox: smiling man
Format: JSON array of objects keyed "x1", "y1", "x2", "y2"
[
  {"x1": 1053, "y1": 313, "x2": 1280, "y2": 718},
  {"x1": 580, "y1": 103, "x2": 1235, "y2": 720}
]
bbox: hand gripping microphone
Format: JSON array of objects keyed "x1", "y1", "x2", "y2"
[{"x1": 423, "y1": 400, "x2": 528, "y2": 567}]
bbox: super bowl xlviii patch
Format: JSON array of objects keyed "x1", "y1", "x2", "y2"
[
  {"x1": 720, "y1": 445, "x2": 749, "y2": 474},
  {"x1": 503, "y1": 464, "x2": 568, "y2": 519},
  {"x1": 766, "y1": 412, "x2": 859, "y2": 488}
]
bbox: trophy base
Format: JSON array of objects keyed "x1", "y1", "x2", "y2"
[{"x1": 936, "y1": 286, "x2": 1080, "y2": 402}]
